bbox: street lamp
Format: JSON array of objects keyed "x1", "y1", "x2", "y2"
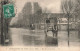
[{"x1": 1, "y1": 0, "x2": 9, "y2": 45}]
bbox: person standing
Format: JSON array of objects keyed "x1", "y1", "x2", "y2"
[
  {"x1": 46, "y1": 18, "x2": 50, "y2": 32},
  {"x1": 53, "y1": 17, "x2": 58, "y2": 37}
]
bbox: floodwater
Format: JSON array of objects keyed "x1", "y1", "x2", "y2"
[{"x1": 9, "y1": 28, "x2": 80, "y2": 46}]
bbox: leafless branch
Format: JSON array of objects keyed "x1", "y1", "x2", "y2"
[{"x1": 61, "y1": 0, "x2": 75, "y2": 16}]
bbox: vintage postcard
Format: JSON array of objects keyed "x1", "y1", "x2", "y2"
[{"x1": 0, "y1": 0, "x2": 80, "y2": 51}]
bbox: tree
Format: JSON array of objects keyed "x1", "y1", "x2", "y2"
[
  {"x1": 74, "y1": 0, "x2": 80, "y2": 38},
  {"x1": 61, "y1": 0, "x2": 75, "y2": 15},
  {"x1": 61, "y1": 0, "x2": 75, "y2": 46},
  {"x1": 74, "y1": 0, "x2": 80, "y2": 19}
]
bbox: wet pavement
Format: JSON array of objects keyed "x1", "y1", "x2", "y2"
[{"x1": 9, "y1": 28, "x2": 80, "y2": 46}]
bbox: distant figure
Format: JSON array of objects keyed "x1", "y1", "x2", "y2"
[
  {"x1": 46, "y1": 18, "x2": 50, "y2": 23},
  {"x1": 30, "y1": 24, "x2": 35, "y2": 30}
]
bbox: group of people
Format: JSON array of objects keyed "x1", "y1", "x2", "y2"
[
  {"x1": 46, "y1": 25, "x2": 58, "y2": 37},
  {"x1": 46, "y1": 18, "x2": 58, "y2": 38}
]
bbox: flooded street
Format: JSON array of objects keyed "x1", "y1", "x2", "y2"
[{"x1": 9, "y1": 28, "x2": 80, "y2": 46}]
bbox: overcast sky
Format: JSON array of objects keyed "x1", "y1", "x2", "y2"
[{"x1": 15, "y1": 0, "x2": 61, "y2": 13}]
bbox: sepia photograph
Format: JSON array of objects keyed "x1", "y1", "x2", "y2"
[{"x1": 0, "y1": 0, "x2": 80, "y2": 50}]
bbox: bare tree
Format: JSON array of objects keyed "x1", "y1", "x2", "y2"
[
  {"x1": 74, "y1": 0, "x2": 80, "y2": 38},
  {"x1": 61, "y1": 0, "x2": 75, "y2": 46},
  {"x1": 74, "y1": 0, "x2": 80, "y2": 19},
  {"x1": 61, "y1": 0, "x2": 75, "y2": 15}
]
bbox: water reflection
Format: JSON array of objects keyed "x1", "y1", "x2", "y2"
[
  {"x1": 45, "y1": 36, "x2": 58, "y2": 46},
  {"x1": 8, "y1": 28, "x2": 80, "y2": 46}
]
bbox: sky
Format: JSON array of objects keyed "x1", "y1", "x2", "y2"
[{"x1": 15, "y1": 0, "x2": 61, "y2": 14}]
